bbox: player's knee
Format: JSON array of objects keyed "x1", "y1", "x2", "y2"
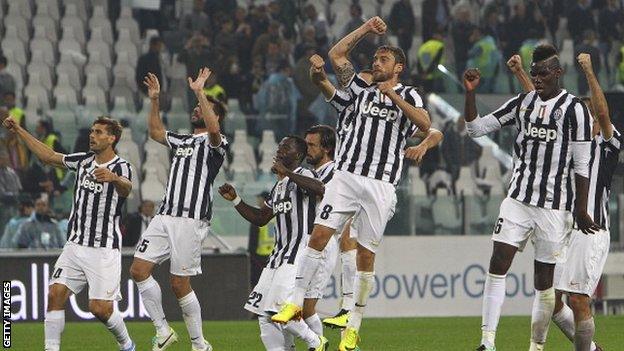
[
  {"x1": 489, "y1": 252, "x2": 512, "y2": 275},
  {"x1": 129, "y1": 261, "x2": 150, "y2": 282},
  {"x1": 88, "y1": 301, "x2": 113, "y2": 321},
  {"x1": 568, "y1": 294, "x2": 590, "y2": 316},
  {"x1": 356, "y1": 246, "x2": 375, "y2": 270},
  {"x1": 169, "y1": 275, "x2": 191, "y2": 296},
  {"x1": 47, "y1": 284, "x2": 69, "y2": 310}
]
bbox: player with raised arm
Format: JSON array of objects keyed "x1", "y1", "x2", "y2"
[
  {"x1": 464, "y1": 45, "x2": 598, "y2": 351},
  {"x1": 129, "y1": 68, "x2": 227, "y2": 351},
  {"x1": 508, "y1": 53, "x2": 610, "y2": 351},
  {"x1": 3, "y1": 115, "x2": 135, "y2": 351},
  {"x1": 272, "y1": 16, "x2": 432, "y2": 350},
  {"x1": 219, "y1": 135, "x2": 329, "y2": 351},
  {"x1": 308, "y1": 54, "x2": 443, "y2": 329}
]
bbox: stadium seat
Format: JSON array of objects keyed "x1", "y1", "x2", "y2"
[
  {"x1": 144, "y1": 138, "x2": 170, "y2": 167},
  {"x1": 24, "y1": 85, "x2": 51, "y2": 110},
  {"x1": 232, "y1": 129, "x2": 257, "y2": 172},
  {"x1": 89, "y1": 21, "x2": 114, "y2": 47},
  {"x1": 54, "y1": 85, "x2": 80, "y2": 106},
  {"x1": 61, "y1": 23, "x2": 86, "y2": 47},
  {"x1": 26, "y1": 63, "x2": 53, "y2": 91},
  {"x1": 5, "y1": 62, "x2": 24, "y2": 91},
  {"x1": 63, "y1": 0, "x2": 88, "y2": 22},
  {"x1": 32, "y1": 17, "x2": 59, "y2": 43},
  {"x1": 116, "y1": 7, "x2": 141, "y2": 46},
  {"x1": 30, "y1": 28, "x2": 57, "y2": 60},
  {"x1": 143, "y1": 156, "x2": 169, "y2": 185},
  {"x1": 475, "y1": 146, "x2": 504, "y2": 195},
  {"x1": 85, "y1": 69, "x2": 110, "y2": 91},
  {"x1": 455, "y1": 166, "x2": 477, "y2": 196},
  {"x1": 30, "y1": 47, "x2": 55, "y2": 68},
  {"x1": 112, "y1": 61, "x2": 137, "y2": 89},
  {"x1": 91, "y1": 0, "x2": 108, "y2": 15},
  {"x1": 87, "y1": 32, "x2": 112, "y2": 66},
  {"x1": 407, "y1": 166, "x2": 427, "y2": 197},
  {"x1": 82, "y1": 85, "x2": 108, "y2": 112},
  {"x1": 56, "y1": 56, "x2": 83, "y2": 89},
  {"x1": 115, "y1": 39, "x2": 139, "y2": 67},
  {"x1": 8, "y1": 0, "x2": 32, "y2": 20},
  {"x1": 4, "y1": 17, "x2": 30, "y2": 43},
  {"x1": 116, "y1": 128, "x2": 142, "y2": 178},
  {"x1": 167, "y1": 97, "x2": 190, "y2": 132},
  {"x1": 58, "y1": 33, "x2": 85, "y2": 56},
  {"x1": 110, "y1": 94, "x2": 136, "y2": 120},
  {"x1": 141, "y1": 168, "x2": 167, "y2": 203},
  {"x1": 35, "y1": 0, "x2": 61, "y2": 21},
  {"x1": 431, "y1": 188, "x2": 462, "y2": 234}
]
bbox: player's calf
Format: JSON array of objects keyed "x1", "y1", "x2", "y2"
[
  {"x1": 169, "y1": 275, "x2": 192, "y2": 298},
  {"x1": 89, "y1": 300, "x2": 114, "y2": 322}
]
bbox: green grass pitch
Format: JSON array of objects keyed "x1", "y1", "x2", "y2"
[{"x1": 9, "y1": 316, "x2": 624, "y2": 350}]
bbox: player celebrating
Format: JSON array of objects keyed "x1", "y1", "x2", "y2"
[
  {"x1": 307, "y1": 54, "x2": 443, "y2": 329},
  {"x1": 219, "y1": 136, "x2": 328, "y2": 351},
  {"x1": 464, "y1": 44, "x2": 598, "y2": 351},
  {"x1": 272, "y1": 16, "x2": 432, "y2": 350},
  {"x1": 511, "y1": 53, "x2": 613, "y2": 351},
  {"x1": 129, "y1": 69, "x2": 226, "y2": 351},
  {"x1": 3, "y1": 115, "x2": 135, "y2": 351}
]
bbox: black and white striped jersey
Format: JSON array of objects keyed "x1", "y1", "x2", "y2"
[
  {"x1": 158, "y1": 131, "x2": 227, "y2": 220},
  {"x1": 264, "y1": 167, "x2": 317, "y2": 269},
  {"x1": 328, "y1": 74, "x2": 421, "y2": 185},
  {"x1": 467, "y1": 90, "x2": 593, "y2": 211},
  {"x1": 315, "y1": 160, "x2": 335, "y2": 185},
  {"x1": 587, "y1": 127, "x2": 622, "y2": 228},
  {"x1": 63, "y1": 153, "x2": 132, "y2": 249}
]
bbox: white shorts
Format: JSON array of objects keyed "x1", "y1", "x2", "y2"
[
  {"x1": 50, "y1": 242, "x2": 122, "y2": 301},
  {"x1": 245, "y1": 263, "x2": 297, "y2": 316},
  {"x1": 315, "y1": 170, "x2": 397, "y2": 253},
  {"x1": 134, "y1": 214, "x2": 209, "y2": 276},
  {"x1": 306, "y1": 235, "x2": 339, "y2": 299},
  {"x1": 555, "y1": 229, "x2": 610, "y2": 296},
  {"x1": 493, "y1": 197, "x2": 572, "y2": 264}
]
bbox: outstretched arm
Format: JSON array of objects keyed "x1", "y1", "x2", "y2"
[
  {"x1": 309, "y1": 54, "x2": 336, "y2": 99},
  {"x1": 578, "y1": 53, "x2": 613, "y2": 139},
  {"x1": 143, "y1": 73, "x2": 167, "y2": 145},
  {"x1": 507, "y1": 55, "x2": 534, "y2": 93},
  {"x1": 189, "y1": 67, "x2": 222, "y2": 147},
  {"x1": 329, "y1": 16, "x2": 387, "y2": 88},
  {"x1": 219, "y1": 183, "x2": 274, "y2": 227},
  {"x1": 2, "y1": 117, "x2": 65, "y2": 168}
]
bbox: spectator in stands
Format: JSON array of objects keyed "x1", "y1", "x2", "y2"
[
  {"x1": 567, "y1": 0, "x2": 596, "y2": 45},
  {"x1": 343, "y1": 3, "x2": 365, "y2": 38},
  {"x1": 598, "y1": 0, "x2": 623, "y2": 81},
  {"x1": 467, "y1": 27, "x2": 502, "y2": 94},
  {"x1": 255, "y1": 60, "x2": 300, "y2": 138},
  {"x1": 482, "y1": 5, "x2": 504, "y2": 45},
  {"x1": 0, "y1": 198, "x2": 33, "y2": 248},
  {"x1": 247, "y1": 192, "x2": 275, "y2": 287},
  {"x1": 271, "y1": 0, "x2": 298, "y2": 40},
  {"x1": 204, "y1": 0, "x2": 238, "y2": 26},
  {"x1": 123, "y1": 200, "x2": 155, "y2": 248},
  {"x1": 575, "y1": 30, "x2": 601, "y2": 95},
  {"x1": 451, "y1": 5, "x2": 475, "y2": 81},
  {"x1": 263, "y1": 40, "x2": 289, "y2": 75},
  {"x1": 35, "y1": 119, "x2": 66, "y2": 182},
  {"x1": 215, "y1": 18, "x2": 238, "y2": 63},
  {"x1": 302, "y1": 4, "x2": 330, "y2": 51},
  {"x1": 252, "y1": 21, "x2": 283, "y2": 61},
  {"x1": 0, "y1": 148, "x2": 21, "y2": 228},
  {"x1": 0, "y1": 56, "x2": 16, "y2": 101},
  {"x1": 422, "y1": 0, "x2": 451, "y2": 42},
  {"x1": 15, "y1": 197, "x2": 65, "y2": 249},
  {"x1": 179, "y1": 0, "x2": 211, "y2": 39},
  {"x1": 294, "y1": 45, "x2": 321, "y2": 132},
  {"x1": 389, "y1": 0, "x2": 417, "y2": 63},
  {"x1": 294, "y1": 26, "x2": 318, "y2": 62},
  {"x1": 249, "y1": 4, "x2": 271, "y2": 41},
  {"x1": 136, "y1": 37, "x2": 165, "y2": 97},
  {"x1": 416, "y1": 29, "x2": 446, "y2": 93}
]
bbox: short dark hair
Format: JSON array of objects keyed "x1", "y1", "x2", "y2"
[
  {"x1": 38, "y1": 119, "x2": 54, "y2": 134},
  {"x1": 150, "y1": 36, "x2": 163, "y2": 46},
  {"x1": 93, "y1": 116, "x2": 123, "y2": 148},
  {"x1": 0, "y1": 56, "x2": 7, "y2": 66},
  {"x1": 375, "y1": 45, "x2": 406, "y2": 66},
  {"x1": 532, "y1": 44, "x2": 558, "y2": 63},
  {"x1": 286, "y1": 135, "x2": 307, "y2": 163},
  {"x1": 205, "y1": 94, "x2": 227, "y2": 125},
  {"x1": 306, "y1": 124, "x2": 336, "y2": 157}
]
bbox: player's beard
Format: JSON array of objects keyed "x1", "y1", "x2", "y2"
[
  {"x1": 191, "y1": 117, "x2": 206, "y2": 129},
  {"x1": 372, "y1": 70, "x2": 392, "y2": 83}
]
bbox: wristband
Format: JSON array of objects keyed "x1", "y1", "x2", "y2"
[{"x1": 233, "y1": 195, "x2": 242, "y2": 206}]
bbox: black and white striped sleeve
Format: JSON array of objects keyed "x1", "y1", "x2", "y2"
[
  {"x1": 165, "y1": 131, "x2": 191, "y2": 148},
  {"x1": 466, "y1": 94, "x2": 522, "y2": 137},
  {"x1": 570, "y1": 100, "x2": 593, "y2": 142},
  {"x1": 345, "y1": 73, "x2": 369, "y2": 97},
  {"x1": 327, "y1": 88, "x2": 353, "y2": 113},
  {"x1": 62, "y1": 152, "x2": 89, "y2": 171},
  {"x1": 294, "y1": 168, "x2": 318, "y2": 194},
  {"x1": 113, "y1": 161, "x2": 133, "y2": 182},
  {"x1": 406, "y1": 87, "x2": 424, "y2": 108}
]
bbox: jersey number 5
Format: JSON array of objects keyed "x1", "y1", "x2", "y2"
[{"x1": 137, "y1": 239, "x2": 150, "y2": 253}]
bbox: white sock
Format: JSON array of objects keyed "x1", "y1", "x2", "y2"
[
  {"x1": 340, "y1": 250, "x2": 357, "y2": 311},
  {"x1": 284, "y1": 319, "x2": 320, "y2": 348},
  {"x1": 575, "y1": 318, "x2": 595, "y2": 351},
  {"x1": 44, "y1": 310, "x2": 65, "y2": 351},
  {"x1": 292, "y1": 247, "x2": 323, "y2": 306},
  {"x1": 105, "y1": 310, "x2": 133, "y2": 349},
  {"x1": 552, "y1": 304, "x2": 575, "y2": 341},
  {"x1": 480, "y1": 273, "x2": 506, "y2": 348},
  {"x1": 531, "y1": 287, "x2": 555, "y2": 345},
  {"x1": 136, "y1": 276, "x2": 170, "y2": 336},
  {"x1": 346, "y1": 271, "x2": 374, "y2": 331},
  {"x1": 259, "y1": 316, "x2": 286, "y2": 351},
  {"x1": 178, "y1": 291, "x2": 205, "y2": 349},
  {"x1": 305, "y1": 313, "x2": 323, "y2": 336}
]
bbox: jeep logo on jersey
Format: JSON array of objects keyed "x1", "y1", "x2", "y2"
[
  {"x1": 361, "y1": 101, "x2": 399, "y2": 120},
  {"x1": 175, "y1": 147, "x2": 194, "y2": 157},
  {"x1": 80, "y1": 176, "x2": 103, "y2": 193},
  {"x1": 524, "y1": 122, "x2": 557, "y2": 142},
  {"x1": 273, "y1": 199, "x2": 293, "y2": 214}
]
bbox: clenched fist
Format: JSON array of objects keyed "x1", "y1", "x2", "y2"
[
  {"x1": 506, "y1": 55, "x2": 523, "y2": 73},
  {"x1": 577, "y1": 53, "x2": 592, "y2": 72},
  {"x1": 365, "y1": 16, "x2": 387, "y2": 35},
  {"x1": 219, "y1": 183, "x2": 238, "y2": 201},
  {"x1": 463, "y1": 69, "x2": 481, "y2": 92}
]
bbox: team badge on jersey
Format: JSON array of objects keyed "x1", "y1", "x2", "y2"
[{"x1": 553, "y1": 108, "x2": 563, "y2": 120}]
